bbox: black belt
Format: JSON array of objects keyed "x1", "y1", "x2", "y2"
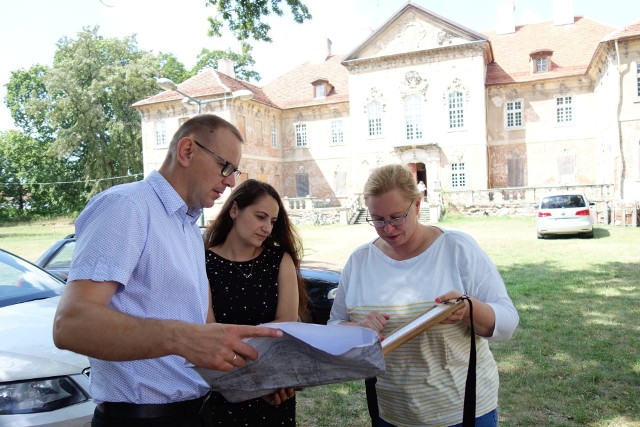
[{"x1": 96, "y1": 394, "x2": 208, "y2": 419}]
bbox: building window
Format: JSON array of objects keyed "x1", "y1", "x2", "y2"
[
  {"x1": 556, "y1": 96, "x2": 573, "y2": 123},
  {"x1": 368, "y1": 101, "x2": 382, "y2": 136},
  {"x1": 295, "y1": 123, "x2": 308, "y2": 148},
  {"x1": 334, "y1": 169, "x2": 347, "y2": 195},
  {"x1": 451, "y1": 163, "x2": 466, "y2": 188},
  {"x1": 637, "y1": 141, "x2": 640, "y2": 179},
  {"x1": 237, "y1": 116, "x2": 246, "y2": 140},
  {"x1": 530, "y1": 49, "x2": 553, "y2": 74},
  {"x1": 448, "y1": 91, "x2": 464, "y2": 128},
  {"x1": 404, "y1": 95, "x2": 423, "y2": 140},
  {"x1": 296, "y1": 171, "x2": 309, "y2": 197},
  {"x1": 507, "y1": 156, "x2": 525, "y2": 187},
  {"x1": 255, "y1": 120, "x2": 263, "y2": 146},
  {"x1": 312, "y1": 79, "x2": 333, "y2": 99},
  {"x1": 558, "y1": 152, "x2": 576, "y2": 184},
  {"x1": 331, "y1": 120, "x2": 344, "y2": 145},
  {"x1": 535, "y1": 57, "x2": 548, "y2": 73},
  {"x1": 155, "y1": 120, "x2": 166, "y2": 146},
  {"x1": 636, "y1": 63, "x2": 640, "y2": 97},
  {"x1": 271, "y1": 124, "x2": 278, "y2": 148},
  {"x1": 506, "y1": 100, "x2": 523, "y2": 129}
]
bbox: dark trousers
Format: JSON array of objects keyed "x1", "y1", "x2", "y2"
[{"x1": 92, "y1": 394, "x2": 213, "y2": 427}]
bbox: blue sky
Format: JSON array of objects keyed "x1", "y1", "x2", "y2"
[{"x1": 1, "y1": 0, "x2": 638, "y2": 131}]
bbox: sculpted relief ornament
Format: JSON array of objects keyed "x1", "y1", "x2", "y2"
[
  {"x1": 400, "y1": 71, "x2": 429, "y2": 99},
  {"x1": 364, "y1": 87, "x2": 386, "y2": 114},
  {"x1": 442, "y1": 78, "x2": 469, "y2": 105},
  {"x1": 369, "y1": 12, "x2": 462, "y2": 57}
]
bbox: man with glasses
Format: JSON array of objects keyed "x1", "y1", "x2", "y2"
[{"x1": 54, "y1": 114, "x2": 282, "y2": 427}]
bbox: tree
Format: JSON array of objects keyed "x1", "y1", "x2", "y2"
[
  {"x1": 192, "y1": 45, "x2": 260, "y2": 82},
  {"x1": 44, "y1": 27, "x2": 160, "y2": 196},
  {"x1": 157, "y1": 52, "x2": 190, "y2": 84},
  {"x1": 4, "y1": 65, "x2": 55, "y2": 141},
  {"x1": 0, "y1": 130, "x2": 85, "y2": 219},
  {"x1": 206, "y1": 0, "x2": 311, "y2": 46}
]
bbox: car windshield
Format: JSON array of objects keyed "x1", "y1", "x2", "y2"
[
  {"x1": 541, "y1": 195, "x2": 586, "y2": 209},
  {"x1": 0, "y1": 250, "x2": 64, "y2": 307}
]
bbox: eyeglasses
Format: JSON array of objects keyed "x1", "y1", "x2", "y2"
[
  {"x1": 366, "y1": 202, "x2": 413, "y2": 228},
  {"x1": 192, "y1": 139, "x2": 241, "y2": 179}
]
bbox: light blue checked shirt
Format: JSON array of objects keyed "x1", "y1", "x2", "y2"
[{"x1": 68, "y1": 170, "x2": 210, "y2": 404}]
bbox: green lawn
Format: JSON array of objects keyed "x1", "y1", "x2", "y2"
[
  {"x1": 2, "y1": 215, "x2": 639, "y2": 426},
  {"x1": 296, "y1": 216, "x2": 640, "y2": 427}
]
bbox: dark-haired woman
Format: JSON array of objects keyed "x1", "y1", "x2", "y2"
[{"x1": 203, "y1": 179, "x2": 307, "y2": 426}]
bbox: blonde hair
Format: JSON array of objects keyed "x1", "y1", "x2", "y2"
[{"x1": 363, "y1": 164, "x2": 421, "y2": 203}]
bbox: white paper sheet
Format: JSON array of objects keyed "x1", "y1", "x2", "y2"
[{"x1": 260, "y1": 321, "x2": 379, "y2": 355}]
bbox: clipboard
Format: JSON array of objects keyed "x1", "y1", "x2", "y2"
[{"x1": 381, "y1": 300, "x2": 466, "y2": 355}]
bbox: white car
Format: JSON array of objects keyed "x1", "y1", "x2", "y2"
[
  {"x1": 0, "y1": 249, "x2": 94, "y2": 426},
  {"x1": 536, "y1": 193, "x2": 595, "y2": 239}
]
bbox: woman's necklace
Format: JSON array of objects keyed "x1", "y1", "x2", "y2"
[{"x1": 231, "y1": 260, "x2": 254, "y2": 278}]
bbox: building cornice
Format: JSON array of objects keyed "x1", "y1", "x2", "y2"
[{"x1": 342, "y1": 41, "x2": 488, "y2": 74}]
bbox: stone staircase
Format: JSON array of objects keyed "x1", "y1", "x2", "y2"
[
  {"x1": 419, "y1": 205, "x2": 430, "y2": 223},
  {"x1": 351, "y1": 206, "x2": 431, "y2": 224},
  {"x1": 351, "y1": 208, "x2": 367, "y2": 224}
]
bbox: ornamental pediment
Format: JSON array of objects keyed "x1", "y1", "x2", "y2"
[{"x1": 344, "y1": 4, "x2": 489, "y2": 63}]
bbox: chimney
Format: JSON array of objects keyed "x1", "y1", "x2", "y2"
[
  {"x1": 311, "y1": 37, "x2": 332, "y2": 63},
  {"x1": 217, "y1": 58, "x2": 235, "y2": 78},
  {"x1": 553, "y1": 0, "x2": 574, "y2": 26},
  {"x1": 496, "y1": 0, "x2": 516, "y2": 35}
]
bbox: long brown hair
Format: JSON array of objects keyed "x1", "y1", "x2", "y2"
[{"x1": 203, "y1": 179, "x2": 308, "y2": 321}]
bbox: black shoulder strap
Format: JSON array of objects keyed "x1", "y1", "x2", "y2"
[
  {"x1": 364, "y1": 376, "x2": 380, "y2": 427},
  {"x1": 458, "y1": 295, "x2": 476, "y2": 427}
]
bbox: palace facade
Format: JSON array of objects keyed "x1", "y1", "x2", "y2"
[{"x1": 133, "y1": 1, "x2": 640, "y2": 222}]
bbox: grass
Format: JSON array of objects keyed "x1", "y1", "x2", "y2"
[
  {"x1": 2, "y1": 215, "x2": 639, "y2": 426},
  {"x1": 0, "y1": 218, "x2": 75, "y2": 261},
  {"x1": 295, "y1": 216, "x2": 640, "y2": 427}
]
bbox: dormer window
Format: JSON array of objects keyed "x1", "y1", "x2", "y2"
[
  {"x1": 530, "y1": 49, "x2": 553, "y2": 74},
  {"x1": 312, "y1": 78, "x2": 333, "y2": 99},
  {"x1": 535, "y1": 57, "x2": 548, "y2": 73}
]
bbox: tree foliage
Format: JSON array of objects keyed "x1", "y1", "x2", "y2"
[
  {"x1": 4, "y1": 65, "x2": 55, "y2": 141},
  {"x1": 0, "y1": 130, "x2": 85, "y2": 220},
  {"x1": 2, "y1": 1, "x2": 307, "y2": 218},
  {"x1": 46, "y1": 27, "x2": 161, "y2": 196},
  {"x1": 193, "y1": 45, "x2": 260, "y2": 82},
  {"x1": 157, "y1": 52, "x2": 190, "y2": 85},
  {"x1": 206, "y1": 0, "x2": 311, "y2": 46}
]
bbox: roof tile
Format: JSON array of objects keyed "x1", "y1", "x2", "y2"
[
  {"x1": 262, "y1": 55, "x2": 349, "y2": 109},
  {"x1": 483, "y1": 17, "x2": 613, "y2": 85},
  {"x1": 133, "y1": 69, "x2": 277, "y2": 108}
]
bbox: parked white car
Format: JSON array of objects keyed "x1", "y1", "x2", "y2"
[
  {"x1": 536, "y1": 193, "x2": 595, "y2": 239},
  {"x1": 0, "y1": 248, "x2": 94, "y2": 426}
]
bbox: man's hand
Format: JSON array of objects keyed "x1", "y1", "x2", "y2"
[{"x1": 175, "y1": 323, "x2": 283, "y2": 371}]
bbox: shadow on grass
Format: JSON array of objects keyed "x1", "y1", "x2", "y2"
[
  {"x1": 495, "y1": 260, "x2": 640, "y2": 426},
  {"x1": 539, "y1": 227, "x2": 611, "y2": 241}
]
